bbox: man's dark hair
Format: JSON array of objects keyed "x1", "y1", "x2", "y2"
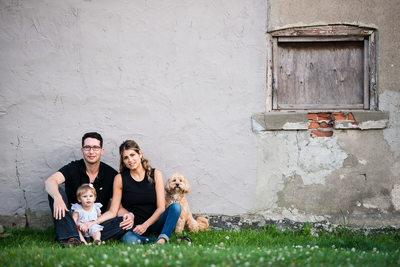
[{"x1": 82, "y1": 132, "x2": 103, "y2": 147}]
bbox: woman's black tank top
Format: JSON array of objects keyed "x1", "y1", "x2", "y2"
[{"x1": 120, "y1": 168, "x2": 157, "y2": 225}]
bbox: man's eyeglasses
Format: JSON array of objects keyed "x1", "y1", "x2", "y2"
[{"x1": 82, "y1": 146, "x2": 102, "y2": 152}]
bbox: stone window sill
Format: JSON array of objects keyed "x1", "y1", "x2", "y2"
[{"x1": 251, "y1": 111, "x2": 389, "y2": 133}]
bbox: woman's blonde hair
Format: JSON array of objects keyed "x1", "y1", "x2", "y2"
[
  {"x1": 119, "y1": 140, "x2": 153, "y2": 183},
  {"x1": 76, "y1": 183, "x2": 97, "y2": 201}
]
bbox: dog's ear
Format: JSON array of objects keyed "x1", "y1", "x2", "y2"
[
  {"x1": 183, "y1": 177, "x2": 191, "y2": 193},
  {"x1": 165, "y1": 177, "x2": 173, "y2": 192}
]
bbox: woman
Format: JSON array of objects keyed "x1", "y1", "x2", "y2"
[{"x1": 94, "y1": 140, "x2": 181, "y2": 244}]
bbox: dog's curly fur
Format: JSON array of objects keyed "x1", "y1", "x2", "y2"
[{"x1": 165, "y1": 173, "x2": 209, "y2": 233}]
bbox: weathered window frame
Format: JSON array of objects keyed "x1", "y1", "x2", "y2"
[{"x1": 266, "y1": 25, "x2": 377, "y2": 111}]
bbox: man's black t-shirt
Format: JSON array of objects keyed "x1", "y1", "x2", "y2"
[{"x1": 59, "y1": 159, "x2": 118, "y2": 213}]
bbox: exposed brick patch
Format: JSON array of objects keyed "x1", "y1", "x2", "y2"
[
  {"x1": 332, "y1": 112, "x2": 347, "y2": 121},
  {"x1": 311, "y1": 130, "x2": 334, "y2": 137},
  {"x1": 319, "y1": 121, "x2": 333, "y2": 128},
  {"x1": 308, "y1": 122, "x2": 319, "y2": 129},
  {"x1": 317, "y1": 113, "x2": 332, "y2": 120},
  {"x1": 308, "y1": 113, "x2": 318, "y2": 121},
  {"x1": 308, "y1": 111, "x2": 362, "y2": 137}
]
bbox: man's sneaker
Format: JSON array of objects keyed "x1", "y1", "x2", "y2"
[{"x1": 94, "y1": 239, "x2": 101, "y2": 245}]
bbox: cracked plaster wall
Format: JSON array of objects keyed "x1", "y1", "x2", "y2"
[
  {"x1": 253, "y1": 0, "x2": 400, "y2": 226},
  {"x1": 0, "y1": 0, "x2": 267, "y2": 227}
]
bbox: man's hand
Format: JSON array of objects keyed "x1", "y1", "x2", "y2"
[
  {"x1": 78, "y1": 222, "x2": 89, "y2": 233},
  {"x1": 120, "y1": 212, "x2": 134, "y2": 230},
  {"x1": 133, "y1": 224, "x2": 148, "y2": 235},
  {"x1": 53, "y1": 197, "x2": 69, "y2": 220}
]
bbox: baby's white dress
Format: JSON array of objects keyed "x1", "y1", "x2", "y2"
[{"x1": 71, "y1": 203, "x2": 104, "y2": 237}]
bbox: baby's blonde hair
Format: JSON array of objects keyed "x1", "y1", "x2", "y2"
[{"x1": 76, "y1": 183, "x2": 97, "y2": 201}]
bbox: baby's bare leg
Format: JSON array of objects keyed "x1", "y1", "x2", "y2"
[{"x1": 92, "y1": 231, "x2": 101, "y2": 245}]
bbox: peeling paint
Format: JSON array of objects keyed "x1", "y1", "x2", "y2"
[
  {"x1": 381, "y1": 90, "x2": 400, "y2": 158},
  {"x1": 391, "y1": 184, "x2": 400, "y2": 211},
  {"x1": 294, "y1": 134, "x2": 347, "y2": 185},
  {"x1": 282, "y1": 122, "x2": 308, "y2": 130},
  {"x1": 362, "y1": 196, "x2": 391, "y2": 212},
  {"x1": 359, "y1": 120, "x2": 388, "y2": 130},
  {"x1": 259, "y1": 207, "x2": 328, "y2": 223},
  {"x1": 255, "y1": 131, "x2": 348, "y2": 211}
]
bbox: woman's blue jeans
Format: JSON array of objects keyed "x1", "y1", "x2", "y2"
[{"x1": 122, "y1": 203, "x2": 181, "y2": 244}]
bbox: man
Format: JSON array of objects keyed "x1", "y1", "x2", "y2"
[{"x1": 45, "y1": 132, "x2": 134, "y2": 246}]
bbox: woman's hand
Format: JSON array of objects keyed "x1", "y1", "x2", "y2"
[
  {"x1": 133, "y1": 224, "x2": 148, "y2": 235},
  {"x1": 120, "y1": 212, "x2": 134, "y2": 230}
]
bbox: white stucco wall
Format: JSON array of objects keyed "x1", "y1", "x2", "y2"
[{"x1": 0, "y1": 0, "x2": 267, "y2": 224}]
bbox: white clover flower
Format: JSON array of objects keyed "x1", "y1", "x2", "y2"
[
  {"x1": 178, "y1": 253, "x2": 183, "y2": 259},
  {"x1": 144, "y1": 259, "x2": 149, "y2": 265},
  {"x1": 89, "y1": 258, "x2": 93, "y2": 262},
  {"x1": 225, "y1": 236, "x2": 230, "y2": 240},
  {"x1": 332, "y1": 245, "x2": 336, "y2": 249},
  {"x1": 259, "y1": 257, "x2": 264, "y2": 262},
  {"x1": 125, "y1": 259, "x2": 129, "y2": 263},
  {"x1": 220, "y1": 242, "x2": 224, "y2": 247},
  {"x1": 103, "y1": 254, "x2": 108, "y2": 260},
  {"x1": 351, "y1": 248, "x2": 356, "y2": 252},
  {"x1": 245, "y1": 262, "x2": 250, "y2": 266}
]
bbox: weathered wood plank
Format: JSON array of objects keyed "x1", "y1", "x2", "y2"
[{"x1": 276, "y1": 41, "x2": 364, "y2": 108}]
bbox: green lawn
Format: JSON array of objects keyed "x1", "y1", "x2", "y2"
[{"x1": 1, "y1": 225, "x2": 399, "y2": 266}]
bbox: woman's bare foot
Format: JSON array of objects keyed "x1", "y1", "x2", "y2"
[{"x1": 156, "y1": 238, "x2": 166, "y2": 244}]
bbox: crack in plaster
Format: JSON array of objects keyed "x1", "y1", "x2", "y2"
[{"x1": 15, "y1": 136, "x2": 29, "y2": 227}]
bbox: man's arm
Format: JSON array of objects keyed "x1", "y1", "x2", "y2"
[{"x1": 44, "y1": 172, "x2": 68, "y2": 220}]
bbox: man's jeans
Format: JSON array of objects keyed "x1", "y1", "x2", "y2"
[
  {"x1": 121, "y1": 203, "x2": 181, "y2": 244},
  {"x1": 48, "y1": 186, "x2": 127, "y2": 241}
]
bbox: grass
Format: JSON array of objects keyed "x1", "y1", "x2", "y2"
[{"x1": 1, "y1": 225, "x2": 399, "y2": 266}]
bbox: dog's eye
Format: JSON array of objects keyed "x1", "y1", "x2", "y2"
[{"x1": 172, "y1": 179, "x2": 176, "y2": 182}]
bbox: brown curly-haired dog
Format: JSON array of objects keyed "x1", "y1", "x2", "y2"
[{"x1": 165, "y1": 173, "x2": 209, "y2": 233}]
